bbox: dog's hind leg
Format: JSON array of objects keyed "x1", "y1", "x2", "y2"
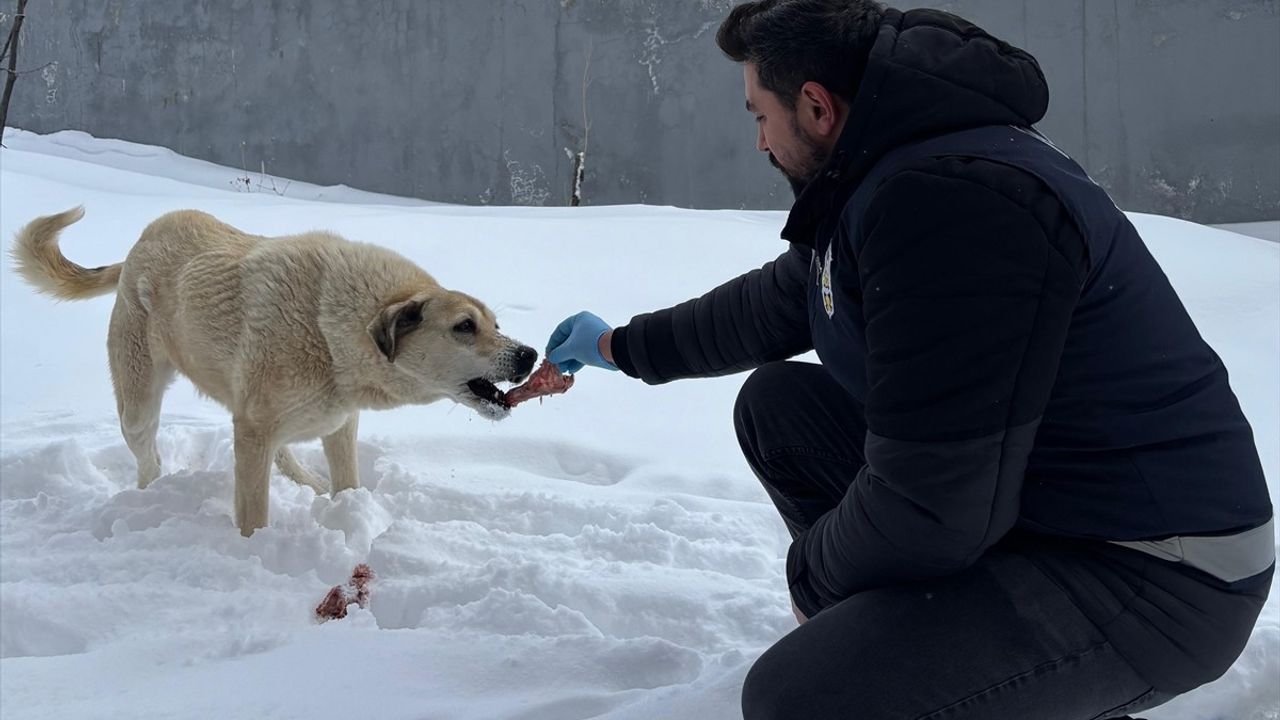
[
  {"x1": 108, "y1": 300, "x2": 174, "y2": 490},
  {"x1": 233, "y1": 419, "x2": 274, "y2": 536},
  {"x1": 322, "y1": 413, "x2": 360, "y2": 494},
  {"x1": 274, "y1": 446, "x2": 328, "y2": 494}
]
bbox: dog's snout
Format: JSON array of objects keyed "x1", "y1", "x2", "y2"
[{"x1": 514, "y1": 345, "x2": 537, "y2": 374}]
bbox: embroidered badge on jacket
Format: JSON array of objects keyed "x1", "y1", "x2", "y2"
[{"x1": 820, "y1": 242, "x2": 835, "y2": 319}]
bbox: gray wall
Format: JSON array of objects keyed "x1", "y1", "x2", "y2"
[{"x1": 5, "y1": 0, "x2": 1279, "y2": 223}]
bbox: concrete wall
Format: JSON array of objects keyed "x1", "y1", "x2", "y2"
[{"x1": 5, "y1": 0, "x2": 1278, "y2": 223}]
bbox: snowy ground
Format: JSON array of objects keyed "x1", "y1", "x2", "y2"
[
  {"x1": 1217, "y1": 222, "x2": 1280, "y2": 245},
  {"x1": 1, "y1": 129, "x2": 1276, "y2": 720}
]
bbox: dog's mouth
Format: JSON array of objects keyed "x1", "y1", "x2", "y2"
[
  {"x1": 463, "y1": 374, "x2": 531, "y2": 421},
  {"x1": 466, "y1": 377, "x2": 510, "y2": 409},
  {"x1": 461, "y1": 356, "x2": 534, "y2": 421}
]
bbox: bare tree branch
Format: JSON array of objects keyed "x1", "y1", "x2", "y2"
[
  {"x1": 9, "y1": 60, "x2": 53, "y2": 76},
  {"x1": 0, "y1": 11, "x2": 19, "y2": 62},
  {"x1": 0, "y1": 0, "x2": 31, "y2": 145}
]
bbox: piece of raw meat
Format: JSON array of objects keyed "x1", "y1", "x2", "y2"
[
  {"x1": 314, "y1": 563, "x2": 374, "y2": 621},
  {"x1": 505, "y1": 359, "x2": 575, "y2": 407}
]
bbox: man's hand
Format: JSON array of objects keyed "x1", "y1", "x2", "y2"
[{"x1": 546, "y1": 311, "x2": 618, "y2": 373}]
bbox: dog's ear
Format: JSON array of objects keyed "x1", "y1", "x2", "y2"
[{"x1": 368, "y1": 298, "x2": 425, "y2": 362}]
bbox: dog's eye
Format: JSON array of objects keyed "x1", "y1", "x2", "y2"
[{"x1": 453, "y1": 319, "x2": 476, "y2": 334}]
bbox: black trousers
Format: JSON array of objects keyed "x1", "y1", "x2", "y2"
[{"x1": 734, "y1": 362, "x2": 1172, "y2": 720}]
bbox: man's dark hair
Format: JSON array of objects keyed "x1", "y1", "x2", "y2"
[{"x1": 717, "y1": 0, "x2": 885, "y2": 109}]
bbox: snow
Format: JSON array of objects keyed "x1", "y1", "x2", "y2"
[
  {"x1": 1216, "y1": 221, "x2": 1280, "y2": 246},
  {"x1": 1, "y1": 128, "x2": 1277, "y2": 720}
]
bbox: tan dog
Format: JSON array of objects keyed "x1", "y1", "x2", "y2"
[{"x1": 11, "y1": 208, "x2": 537, "y2": 536}]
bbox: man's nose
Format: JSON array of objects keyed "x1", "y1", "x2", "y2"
[
  {"x1": 756, "y1": 125, "x2": 768, "y2": 153},
  {"x1": 514, "y1": 345, "x2": 537, "y2": 375}
]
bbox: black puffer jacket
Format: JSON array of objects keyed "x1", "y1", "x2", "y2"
[{"x1": 610, "y1": 8, "x2": 1272, "y2": 693}]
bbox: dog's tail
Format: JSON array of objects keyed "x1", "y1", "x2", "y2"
[{"x1": 10, "y1": 207, "x2": 122, "y2": 300}]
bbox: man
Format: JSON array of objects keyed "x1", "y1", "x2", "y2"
[{"x1": 545, "y1": 1, "x2": 1274, "y2": 718}]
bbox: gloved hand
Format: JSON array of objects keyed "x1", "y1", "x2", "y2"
[{"x1": 546, "y1": 311, "x2": 617, "y2": 373}]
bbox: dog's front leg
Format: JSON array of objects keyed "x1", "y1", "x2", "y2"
[
  {"x1": 233, "y1": 419, "x2": 275, "y2": 537},
  {"x1": 323, "y1": 413, "x2": 360, "y2": 494}
]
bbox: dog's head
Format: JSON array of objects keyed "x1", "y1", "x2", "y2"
[{"x1": 368, "y1": 289, "x2": 536, "y2": 420}]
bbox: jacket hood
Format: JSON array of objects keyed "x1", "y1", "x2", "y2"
[{"x1": 781, "y1": 7, "x2": 1050, "y2": 245}]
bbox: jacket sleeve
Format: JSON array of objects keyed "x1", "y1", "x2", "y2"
[
  {"x1": 611, "y1": 243, "x2": 813, "y2": 384},
  {"x1": 787, "y1": 165, "x2": 1086, "y2": 618}
]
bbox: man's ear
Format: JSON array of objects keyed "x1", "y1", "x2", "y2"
[
  {"x1": 798, "y1": 81, "x2": 845, "y2": 139},
  {"x1": 368, "y1": 298, "x2": 425, "y2": 362}
]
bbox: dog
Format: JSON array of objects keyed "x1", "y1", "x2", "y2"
[{"x1": 11, "y1": 207, "x2": 537, "y2": 536}]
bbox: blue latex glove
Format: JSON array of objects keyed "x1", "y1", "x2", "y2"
[{"x1": 546, "y1": 311, "x2": 617, "y2": 373}]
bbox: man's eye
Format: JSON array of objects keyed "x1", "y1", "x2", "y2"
[
  {"x1": 453, "y1": 319, "x2": 476, "y2": 334},
  {"x1": 755, "y1": 116, "x2": 764, "y2": 123}
]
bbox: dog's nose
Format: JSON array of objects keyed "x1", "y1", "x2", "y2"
[{"x1": 514, "y1": 345, "x2": 537, "y2": 375}]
